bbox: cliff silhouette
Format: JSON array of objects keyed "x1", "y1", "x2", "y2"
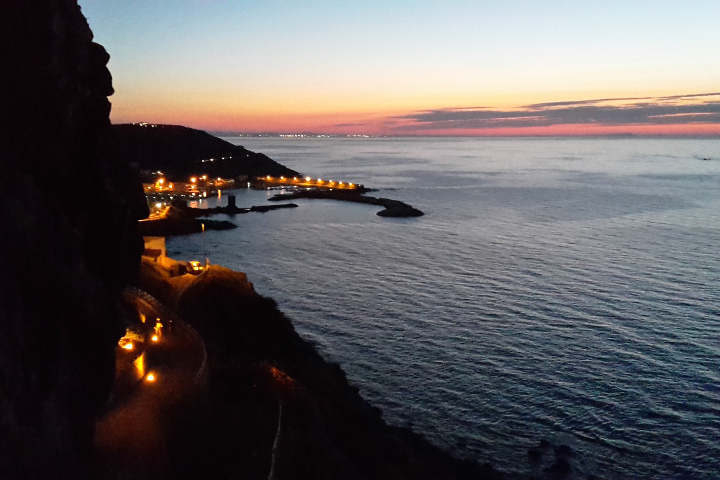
[{"x1": 1, "y1": 0, "x2": 147, "y2": 477}]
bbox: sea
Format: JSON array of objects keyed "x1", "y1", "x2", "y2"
[{"x1": 166, "y1": 137, "x2": 720, "y2": 479}]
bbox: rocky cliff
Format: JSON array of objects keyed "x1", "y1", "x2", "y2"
[{"x1": 0, "y1": 1, "x2": 147, "y2": 477}]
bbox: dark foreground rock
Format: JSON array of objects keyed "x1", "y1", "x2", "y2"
[
  {"x1": 270, "y1": 189, "x2": 424, "y2": 217},
  {"x1": 0, "y1": 1, "x2": 147, "y2": 477}
]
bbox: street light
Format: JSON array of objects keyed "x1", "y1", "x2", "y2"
[{"x1": 202, "y1": 223, "x2": 208, "y2": 267}]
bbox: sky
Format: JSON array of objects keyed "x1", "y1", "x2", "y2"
[{"x1": 79, "y1": 0, "x2": 720, "y2": 136}]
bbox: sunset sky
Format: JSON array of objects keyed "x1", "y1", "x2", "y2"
[{"x1": 79, "y1": 0, "x2": 720, "y2": 136}]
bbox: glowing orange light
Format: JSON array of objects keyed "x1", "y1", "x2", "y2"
[
  {"x1": 266, "y1": 175, "x2": 272, "y2": 179},
  {"x1": 202, "y1": 175, "x2": 207, "y2": 180},
  {"x1": 190, "y1": 177, "x2": 197, "y2": 183},
  {"x1": 134, "y1": 353, "x2": 145, "y2": 378},
  {"x1": 305, "y1": 177, "x2": 311, "y2": 181},
  {"x1": 280, "y1": 176, "x2": 285, "y2": 180},
  {"x1": 168, "y1": 183, "x2": 173, "y2": 189},
  {"x1": 119, "y1": 328, "x2": 142, "y2": 350},
  {"x1": 151, "y1": 335, "x2": 158, "y2": 342},
  {"x1": 146, "y1": 373, "x2": 156, "y2": 382}
]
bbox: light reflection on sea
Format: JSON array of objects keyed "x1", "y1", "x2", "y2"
[{"x1": 168, "y1": 137, "x2": 720, "y2": 479}]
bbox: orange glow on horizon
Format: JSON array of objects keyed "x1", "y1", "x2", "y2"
[
  {"x1": 109, "y1": 88, "x2": 720, "y2": 137},
  {"x1": 110, "y1": 108, "x2": 720, "y2": 136}
]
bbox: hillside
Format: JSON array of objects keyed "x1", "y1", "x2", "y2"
[
  {"x1": 111, "y1": 123, "x2": 299, "y2": 180},
  {"x1": 130, "y1": 260, "x2": 503, "y2": 480}
]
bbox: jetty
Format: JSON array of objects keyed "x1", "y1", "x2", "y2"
[{"x1": 268, "y1": 189, "x2": 424, "y2": 217}]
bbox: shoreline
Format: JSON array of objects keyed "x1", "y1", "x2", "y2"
[
  {"x1": 134, "y1": 255, "x2": 504, "y2": 479},
  {"x1": 138, "y1": 185, "x2": 424, "y2": 237}
]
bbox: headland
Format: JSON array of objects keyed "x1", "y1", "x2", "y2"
[{"x1": 117, "y1": 122, "x2": 424, "y2": 221}]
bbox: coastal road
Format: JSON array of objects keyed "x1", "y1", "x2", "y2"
[{"x1": 94, "y1": 288, "x2": 207, "y2": 477}]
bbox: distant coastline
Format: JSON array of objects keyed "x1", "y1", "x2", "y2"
[{"x1": 214, "y1": 132, "x2": 720, "y2": 139}]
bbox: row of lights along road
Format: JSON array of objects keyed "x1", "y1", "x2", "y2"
[{"x1": 265, "y1": 175, "x2": 357, "y2": 188}]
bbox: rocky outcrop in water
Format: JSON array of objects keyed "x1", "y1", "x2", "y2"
[
  {"x1": 270, "y1": 189, "x2": 425, "y2": 217},
  {"x1": 0, "y1": 1, "x2": 147, "y2": 477}
]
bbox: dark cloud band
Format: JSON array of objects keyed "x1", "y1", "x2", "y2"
[{"x1": 389, "y1": 93, "x2": 720, "y2": 131}]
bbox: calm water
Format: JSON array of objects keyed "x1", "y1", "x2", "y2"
[{"x1": 168, "y1": 137, "x2": 720, "y2": 479}]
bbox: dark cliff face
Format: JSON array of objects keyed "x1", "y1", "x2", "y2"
[{"x1": 0, "y1": 1, "x2": 146, "y2": 477}]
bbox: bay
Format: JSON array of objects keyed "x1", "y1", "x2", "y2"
[{"x1": 168, "y1": 137, "x2": 720, "y2": 479}]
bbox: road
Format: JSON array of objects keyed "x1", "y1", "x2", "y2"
[{"x1": 94, "y1": 288, "x2": 207, "y2": 478}]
